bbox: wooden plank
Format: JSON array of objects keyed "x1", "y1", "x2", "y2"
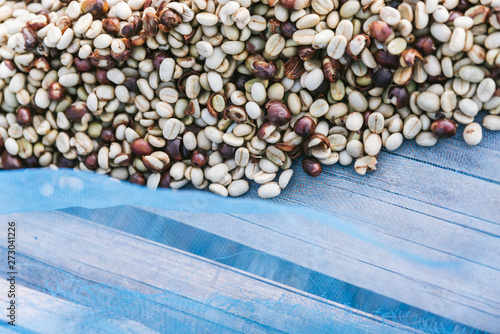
[
  {"x1": 383, "y1": 138, "x2": 500, "y2": 182},
  {"x1": 140, "y1": 206, "x2": 500, "y2": 333},
  {"x1": 262, "y1": 156, "x2": 500, "y2": 237},
  {"x1": 0, "y1": 248, "x2": 245, "y2": 334},
  {"x1": 279, "y1": 171, "x2": 500, "y2": 259},
  {"x1": 319, "y1": 157, "x2": 500, "y2": 224},
  {"x1": 0, "y1": 211, "x2": 420, "y2": 334},
  {"x1": 0, "y1": 279, "x2": 160, "y2": 334}
]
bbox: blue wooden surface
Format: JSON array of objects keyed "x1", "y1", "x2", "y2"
[
  {"x1": 0, "y1": 211, "x2": 419, "y2": 334},
  {"x1": 0, "y1": 125, "x2": 498, "y2": 333}
]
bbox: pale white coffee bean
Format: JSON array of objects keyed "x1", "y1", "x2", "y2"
[
  {"x1": 4, "y1": 137, "x2": 18, "y2": 156},
  {"x1": 415, "y1": 131, "x2": 438, "y2": 147},
  {"x1": 309, "y1": 99, "x2": 329, "y2": 117},
  {"x1": 56, "y1": 132, "x2": 70, "y2": 153},
  {"x1": 292, "y1": 29, "x2": 317, "y2": 45},
  {"x1": 477, "y1": 78, "x2": 495, "y2": 103},
  {"x1": 209, "y1": 183, "x2": 229, "y2": 197},
  {"x1": 191, "y1": 167, "x2": 205, "y2": 187},
  {"x1": 296, "y1": 14, "x2": 320, "y2": 29},
  {"x1": 205, "y1": 47, "x2": 226, "y2": 69},
  {"x1": 107, "y1": 68, "x2": 126, "y2": 85},
  {"x1": 327, "y1": 35, "x2": 347, "y2": 59},
  {"x1": 159, "y1": 58, "x2": 175, "y2": 82},
  {"x1": 223, "y1": 133, "x2": 244, "y2": 147},
  {"x1": 315, "y1": 121, "x2": 329, "y2": 136},
  {"x1": 368, "y1": 112, "x2": 384, "y2": 134},
  {"x1": 183, "y1": 132, "x2": 197, "y2": 151},
  {"x1": 34, "y1": 89, "x2": 50, "y2": 109},
  {"x1": 207, "y1": 163, "x2": 229, "y2": 183},
  {"x1": 170, "y1": 162, "x2": 187, "y2": 181},
  {"x1": 403, "y1": 116, "x2": 422, "y2": 139},
  {"x1": 156, "y1": 102, "x2": 174, "y2": 118},
  {"x1": 9, "y1": 73, "x2": 25, "y2": 93},
  {"x1": 320, "y1": 152, "x2": 340, "y2": 165},
  {"x1": 233, "y1": 124, "x2": 253, "y2": 137},
  {"x1": 268, "y1": 83, "x2": 285, "y2": 100},
  {"x1": 235, "y1": 147, "x2": 250, "y2": 167},
  {"x1": 483, "y1": 115, "x2": 500, "y2": 131},
  {"x1": 425, "y1": 0, "x2": 439, "y2": 14},
  {"x1": 196, "y1": 13, "x2": 219, "y2": 26},
  {"x1": 205, "y1": 126, "x2": 223, "y2": 144},
  {"x1": 159, "y1": 88, "x2": 178, "y2": 104},
  {"x1": 254, "y1": 170, "x2": 277, "y2": 184},
  {"x1": 251, "y1": 82, "x2": 266, "y2": 104},
  {"x1": 248, "y1": 15, "x2": 266, "y2": 31},
  {"x1": 73, "y1": 13, "x2": 93, "y2": 35},
  {"x1": 454, "y1": 16, "x2": 473, "y2": 29},
  {"x1": 364, "y1": 133, "x2": 382, "y2": 156},
  {"x1": 440, "y1": 91, "x2": 457, "y2": 112},
  {"x1": 265, "y1": 34, "x2": 286, "y2": 56},
  {"x1": 484, "y1": 31, "x2": 500, "y2": 49},
  {"x1": 414, "y1": 2, "x2": 429, "y2": 29},
  {"x1": 94, "y1": 34, "x2": 113, "y2": 49},
  {"x1": 95, "y1": 85, "x2": 115, "y2": 101},
  {"x1": 312, "y1": 29, "x2": 335, "y2": 49},
  {"x1": 259, "y1": 158, "x2": 279, "y2": 173},
  {"x1": 278, "y1": 169, "x2": 293, "y2": 189},
  {"x1": 340, "y1": 0, "x2": 361, "y2": 18},
  {"x1": 98, "y1": 146, "x2": 110, "y2": 169},
  {"x1": 348, "y1": 91, "x2": 368, "y2": 112},
  {"x1": 146, "y1": 173, "x2": 161, "y2": 190},
  {"x1": 221, "y1": 41, "x2": 246, "y2": 55},
  {"x1": 346, "y1": 140, "x2": 363, "y2": 158},
  {"x1": 338, "y1": 150, "x2": 353, "y2": 166},
  {"x1": 245, "y1": 101, "x2": 262, "y2": 119},
  {"x1": 380, "y1": 7, "x2": 401, "y2": 25},
  {"x1": 450, "y1": 27, "x2": 466, "y2": 52},
  {"x1": 228, "y1": 179, "x2": 250, "y2": 197},
  {"x1": 115, "y1": 2, "x2": 132, "y2": 20},
  {"x1": 463, "y1": 122, "x2": 482, "y2": 145},
  {"x1": 385, "y1": 133, "x2": 404, "y2": 151},
  {"x1": 163, "y1": 119, "x2": 184, "y2": 140},
  {"x1": 304, "y1": 68, "x2": 324, "y2": 91},
  {"x1": 196, "y1": 41, "x2": 214, "y2": 58},
  {"x1": 244, "y1": 160, "x2": 260, "y2": 180},
  {"x1": 346, "y1": 112, "x2": 364, "y2": 131},
  {"x1": 454, "y1": 110, "x2": 474, "y2": 124},
  {"x1": 207, "y1": 71, "x2": 223, "y2": 92},
  {"x1": 59, "y1": 73, "x2": 80, "y2": 87},
  {"x1": 458, "y1": 98, "x2": 479, "y2": 117},
  {"x1": 432, "y1": 6, "x2": 450, "y2": 24},
  {"x1": 329, "y1": 134, "x2": 347, "y2": 151},
  {"x1": 416, "y1": 92, "x2": 440, "y2": 112},
  {"x1": 459, "y1": 65, "x2": 485, "y2": 83},
  {"x1": 46, "y1": 26, "x2": 62, "y2": 45},
  {"x1": 258, "y1": 182, "x2": 281, "y2": 199},
  {"x1": 170, "y1": 179, "x2": 189, "y2": 189}
]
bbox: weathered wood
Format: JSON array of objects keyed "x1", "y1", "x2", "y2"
[
  {"x1": 386, "y1": 138, "x2": 500, "y2": 182},
  {"x1": 141, "y1": 206, "x2": 500, "y2": 333},
  {"x1": 0, "y1": 130, "x2": 498, "y2": 333},
  {"x1": 0, "y1": 211, "x2": 418, "y2": 334},
  {"x1": 0, "y1": 279, "x2": 159, "y2": 334}
]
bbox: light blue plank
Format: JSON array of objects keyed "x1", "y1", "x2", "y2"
[
  {"x1": 142, "y1": 206, "x2": 500, "y2": 333},
  {"x1": 0, "y1": 279, "x2": 159, "y2": 334},
  {"x1": 0, "y1": 211, "x2": 416, "y2": 334}
]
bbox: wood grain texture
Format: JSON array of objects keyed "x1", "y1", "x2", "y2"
[
  {"x1": 0, "y1": 279, "x2": 158, "y2": 334},
  {"x1": 0, "y1": 211, "x2": 417, "y2": 334},
  {"x1": 141, "y1": 205, "x2": 500, "y2": 333},
  {"x1": 0, "y1": 130, "x2": 498, "y2": 333}
]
